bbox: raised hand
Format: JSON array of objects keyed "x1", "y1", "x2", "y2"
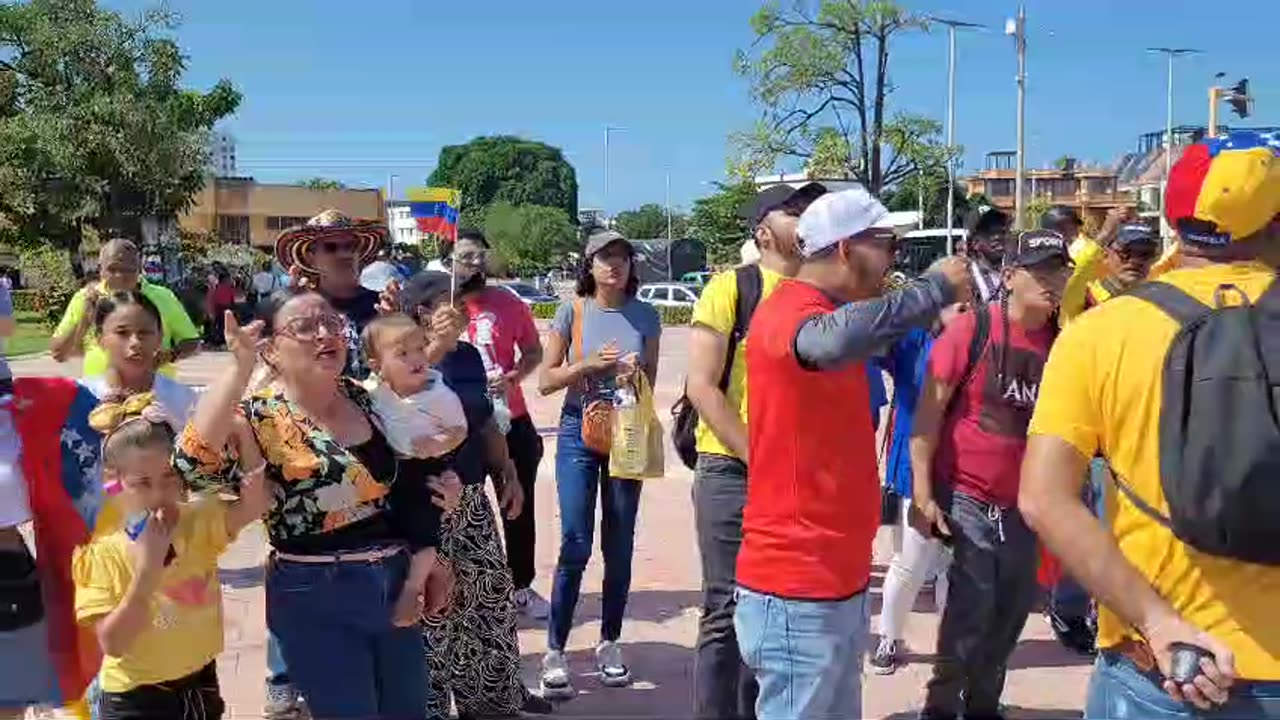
[{"x1": 223, "y1": 311, "x2": 265, "y2": 371}]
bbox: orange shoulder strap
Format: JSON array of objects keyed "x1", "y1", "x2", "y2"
[{"x1": 571, "y1": 298, "x2": 585, "y2": 364}]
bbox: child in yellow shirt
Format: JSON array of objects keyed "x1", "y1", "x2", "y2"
[{"x1": 72, "y1": 390, "x2": 267, "y2": 720}]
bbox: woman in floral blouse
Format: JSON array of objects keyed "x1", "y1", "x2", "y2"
[{"x1": 174, "y1": 289, "x2": 452, "y2": 720}]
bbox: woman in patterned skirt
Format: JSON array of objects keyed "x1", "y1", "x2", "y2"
[{"x1": 399, "y1": 271, "x2": 552, "y2": 719}]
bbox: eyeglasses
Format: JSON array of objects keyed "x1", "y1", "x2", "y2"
[
  {"x1": 317, "y1": 240, "x2": 357, "y2": 255},
  {"x1": 1114, "y1": 246, "x2": 1158, "y2": 263},
  {"x1": 277, "y1": 313, "x2": 346, "y2": 341},
  {"x1": 451, "y1": 250, "x2": 488, "y2": 266}
]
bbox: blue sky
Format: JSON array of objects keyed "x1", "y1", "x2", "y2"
[{"x1": 109, "y1": 0, "x2": 1278, "y2": 215}]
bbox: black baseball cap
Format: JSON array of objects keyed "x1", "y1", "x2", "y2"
[
  {"x1": 743, "y1": 182, "x2": 828, "y2": 225},
  {"x1": 965, "y1": 206, "x2": 1012, "y2": 237},
  {"x1": 1114, "y1": 223, "x2": 1158, "y2": 249},
  {"x1": 1004, "y1": 229, "x2": 1071, "y2": 268},
  {"x1": 1040, "y1": 205, "x2": 1083, "y2": 231}
]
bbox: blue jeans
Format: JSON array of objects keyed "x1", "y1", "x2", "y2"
[
  {"x1": 548, "y1": 409, "x2": 643, "y2": 651},
  {"x1": 733, "y1": 586, "x2": 870, "y2": 720},
  {"x1": 1050, "y1": 458, "x2": 1108, "y2": 618},
  {"x1": 265, "y1": 632, "x2": 289, "y2": 686},
  {"x1": 267, "y1": 550, "x2": 432, "y2": 720},
  {"x1": 1088, "y1": 651, "x2": 1280, "y2": 719}
]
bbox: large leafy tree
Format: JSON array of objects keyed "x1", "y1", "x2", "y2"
[
  {"x1": 0, "y1": 0, "x2": 241, "y2": 251},
  {"x1": 687, "y1": 181, "x2": 757, "y2": 265},
  {"x1": 427, "y1": 136, "x2": 578, "y2": 229},
  {"x1": 614, "y1": 202, "x2": 687, "y2": 240},
  {"x1": 732, "y1": 0, "x2": 952, "y2": 193},
  {"x1": 481, "y1": 202, "x2": 578, "y2": 276}
]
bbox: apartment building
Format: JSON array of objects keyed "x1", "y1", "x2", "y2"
[
  {"x1": 180, "y1": 177, "x2": 386, "y2": 249},
  {"x1": 965, "y1": 151, "x2": 1134, "y2": 228}
]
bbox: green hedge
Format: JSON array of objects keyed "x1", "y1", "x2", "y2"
[
  {"x1": 531, "y1": 300, "x2": 692, "y2": 326},
  {"x1": 11, "y1": 288, "x2": 72, "y2": 326}
]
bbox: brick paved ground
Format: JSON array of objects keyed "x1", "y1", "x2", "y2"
[{"x1": 11, "y1": 329, "x2": 1091, "y2": 719}]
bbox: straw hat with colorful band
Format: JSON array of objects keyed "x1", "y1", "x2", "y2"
[
  {"x1": 274, "y1": 209, "x2": 388, "y2": 273},
  {"x1": 1165, "y1": 130, "x2": 1280, "y2": 246}
]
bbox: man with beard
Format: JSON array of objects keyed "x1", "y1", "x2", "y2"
[
  {"x1": 686, "y1": 181, "x2": 824, "y2": 720},
  {"x1": 444, "y1": 230, "x2": 545, "y2": 618},
  {"x1": 963, "y1": 207, "x2": 1011, "y2": 303}
]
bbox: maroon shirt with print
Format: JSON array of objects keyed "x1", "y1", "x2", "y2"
[{"x1": 929, "y1": 302, "x2": 1055, "y2": 508}]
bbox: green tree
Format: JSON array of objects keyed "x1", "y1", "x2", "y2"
[
  {"x1": 428, "y1": 136, "x2": 578, "y2": 229},
  {"x1": 687, "y1": 181, "x2": 757, "y2": 265},
  {"x1": 882, "y1": 167, "x2": 973, "y2": 228},
  {"x1": 297, "y1": 177, "x2": 346, "y2": 191},
  {"x1": 732, "y1": 0, "x2": 953, "y2": 193},
  {"x1": 1025, "y1": 195, "x2": 1053, "y2": 230},
  {"x1": 0, "y1": 0, "x2": 241, "y2": 252},
  {"x1": 614, "y1": 203, "x2": 687, "y2": 239},
  {"x1": 481, "y1": 202, "x2": 578, "y2": 276}
]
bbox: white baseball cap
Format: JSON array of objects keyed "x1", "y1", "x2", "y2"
[{"x1": 796, "y1": 188, "x2": 893, "y2": 258}]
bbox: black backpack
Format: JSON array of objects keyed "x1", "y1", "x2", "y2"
[
  {"x1": 671, "y1": 265, "x2": 764, "y2": 469},
  {"x1": 1113, "y1": 279, "x2": 1280, "y2": 565}
]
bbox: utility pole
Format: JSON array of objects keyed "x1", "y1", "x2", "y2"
[
  {"x1": 665, "y1": 170, "x2": 673, "y2": 239},
  {"x1": 1007, "y1": 6, "x2": 1027, "y2": 230},
  {"x1": 930, "y1": 17, "x2": 984, "y2": 251},
  {"x1": 1147, "y1": 48, "x2": 1201, "y2": 243}
]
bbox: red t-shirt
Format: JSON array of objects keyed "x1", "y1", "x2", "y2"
[
  {"x1": 738, "y1": 280, "x2": 879, "y2": 601},
  {"x1": 462, "y1": 286, "x2": 540, "y2": 419},
  {"x1": 929, "y1": 302, "x2": 1055, "y2": 507}
]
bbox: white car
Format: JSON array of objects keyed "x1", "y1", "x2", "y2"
[{"x1": 638, "y1": 282, "x2": 700, "y2": 308}]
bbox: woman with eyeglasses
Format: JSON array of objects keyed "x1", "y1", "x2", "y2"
[{"x1": 174, "y1": 289, "x2": 452, "y2": 720}]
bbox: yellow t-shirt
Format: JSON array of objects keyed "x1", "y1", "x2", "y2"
[
  {"x1": 1029, "y1": 261, "x2": 1280, "y2": 680},
  {"x1": 73, "y1": 499, "x2": 231, "y2": 693},
  {"x1": 689, "y1": 265, "x2": 784, "y2": 459},
  {"x1": 53, "y1": 280, "x2": 200, "y2": 378}
]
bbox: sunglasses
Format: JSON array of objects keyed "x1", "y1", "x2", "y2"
[
  {"x1": 1114, "y1": 245, "x2": 1158, "y2": 263},
  {"x1": 278, "y1": 313, "x2": 347, "y2": 341}
]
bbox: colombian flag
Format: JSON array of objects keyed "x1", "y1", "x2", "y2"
[{"x1": 407, "y1": 187, "x2": 461, "y2": 240}]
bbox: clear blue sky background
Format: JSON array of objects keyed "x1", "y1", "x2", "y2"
[{"x1": 109, "y1": 0, "x2": 1278, "y2": 216}]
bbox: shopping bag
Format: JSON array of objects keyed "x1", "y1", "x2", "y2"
[{"x1": 609, "y1": 372, "x2": 665, "y2": 479}]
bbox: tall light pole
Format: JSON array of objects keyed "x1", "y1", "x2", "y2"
[
  {"x1": 1148, "y1": 48, "x2": 1201, "y2": 242},
  {"x1": 1006, "y1": 5, "x2": 1027, "y2": 229},
  {"x1": 930, "y1": 17, "x2": 984, "y2": 252},
  {"x1": 604, "y1": 125, "x2": 626, "y2": 218},
  {"x1": 665, "y1": 170, "x2": 673, "y2": 238}
]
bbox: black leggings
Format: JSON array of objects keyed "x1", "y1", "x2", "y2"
[{"x1": 97, "y1": 662, "x2": 224, "y2": 720}]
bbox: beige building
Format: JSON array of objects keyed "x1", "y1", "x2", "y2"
[
  {"x1": 180, "y1": 177, "x2": 386, "y2": 249},
  {"x1": 965, "y1": 151, "x2": 1135, "y2": 229}
]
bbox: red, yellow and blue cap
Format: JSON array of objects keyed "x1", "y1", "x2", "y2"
[{"x1": 1165, "y1": 130, "x2": 1280, "y2": 245}]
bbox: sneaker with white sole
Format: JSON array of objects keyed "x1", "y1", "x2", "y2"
[
  {"x1": 264, "y1": 682, "x2": 304, "y2": 719},
  {"x1": 869, "y1": 637, "x2": 900, "y2": 675},
  {"x1": 514, "y1": 587, "x2": 551, "y2": 620},
  {"x1": 595, "y1": 641, "x2": 632, "y2": 687},
  {"x1": 540, "y1": 650, "x2": 576, "y2": 700}
]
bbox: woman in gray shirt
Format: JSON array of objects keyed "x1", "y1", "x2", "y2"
[{"x1": 536, "y1": 230, "x2": 661, "y2": 700}]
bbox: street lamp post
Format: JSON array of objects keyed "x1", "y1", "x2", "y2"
[
  {"x1": 1006, "y1": 5, "x2": 1027, "y2": 230},
  {"x1": 1148, "y1": 48, "x2": 1201, "y2": 243},
  {"x1": 930, "y1": 17, "x2": 985, "y2": 253}
]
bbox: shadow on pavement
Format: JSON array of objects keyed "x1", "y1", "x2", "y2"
[
  {"x1": 522, "y1": 641, "x2": 694, "y2": 719},
  {"x1": 1007, "y1": 638, "x2": 1093, "y2": 671}
]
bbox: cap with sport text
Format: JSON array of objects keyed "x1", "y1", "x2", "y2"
[
  {"x1": 1165, "y1": 130, "x2": 1280, "y2": 245},
  {"x1": 744, "y1": 182, "x2": 828, "y2": 225},
  {"x1": 795, "y1": 187, "x2": 893, "y2": 258},
  {"x1": 1003, "y1": 229, "x2": 1071, "y2": 268}
]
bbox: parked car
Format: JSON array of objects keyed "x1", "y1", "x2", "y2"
[
  {"x1": 500, "y1": 281, "x2": 558, "y2": 305},
  {"x1": 680, "y1": 270, "x2": 714, "y2": 287},
  {"x1": 638, "y1": 282, "x2": 700, "y2": 308}
]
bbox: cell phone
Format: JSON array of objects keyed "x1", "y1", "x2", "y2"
[
  {"x1": 124, "y1": 511, "x2": 177, "y2": 566},
  {"x1": 930, "y1": 523, "x2": 954, "y2": 547}
]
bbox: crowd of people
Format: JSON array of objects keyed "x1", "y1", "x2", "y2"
[{"x1": 0, "y1": 128, "x2": 1276, "y2": 720}]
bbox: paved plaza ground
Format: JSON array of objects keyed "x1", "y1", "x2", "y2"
[{"x1": 11, "y1": 326, "x2": 1092, "y2": 719}]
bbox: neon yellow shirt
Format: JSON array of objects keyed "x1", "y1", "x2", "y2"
[
  {"x1": 53, "y1": 279, "x2": 200, "y2": 377},
  {"x1": 73, "y1": 499, "x2": 231, "y2": 692},
  {"x1": 689, "y1": 265, "x2": 785, "y2": 459},
  {"x1": 1030, "y1": 262, "x2": 1280, "y2": 680}
]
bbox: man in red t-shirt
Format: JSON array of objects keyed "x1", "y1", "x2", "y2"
[
  {"x1": 736, "y1": 188, "x2": 970, "y2": 720},
  {"x1": 909, "y1": 229, "x2": 1071, "y2": 720}
]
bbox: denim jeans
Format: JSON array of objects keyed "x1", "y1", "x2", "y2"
[
  {"x1": 692, "y1": 454, "x2": 757, "y2": 720},
  {"x1": 734, "y1": 586, "x2": 870, "y2": 720},
  {"x1": 265, "y1": 632, "x2": 289, "y2": 686},
  {"x1": 1050, "y1": 458, "x2": 1108, "y2": 619},
  {"x1": 266, "y1": 550, "x2": 432, "y2": 720},
  {"x1": 1087, "y1": 651, "x2": 1280, "y2": 719},
  {"x1": 547, "y1": 408, "x2": 643, "y2": 651}
]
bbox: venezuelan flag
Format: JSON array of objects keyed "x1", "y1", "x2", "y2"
[{"x1": 407, "y1": 187, "x2": 461, "y2": 241}]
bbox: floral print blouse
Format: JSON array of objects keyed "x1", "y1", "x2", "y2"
[{"x1": 174, "y1": 379, "x2": 392, "y2": 546}]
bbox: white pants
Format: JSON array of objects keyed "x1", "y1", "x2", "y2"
[{"x1": 879, "y1": 503, "x2": 953, "y2": 641}]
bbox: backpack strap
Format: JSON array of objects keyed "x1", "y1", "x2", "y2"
[
  {"x1": 714, "y1": 265, "x2": 765, "y2": 392},
  {"x1": 958, "y1": 301, "x2": 991, "y2": 392},
  {"x1": 1126, "y1": 281, "x2": 1212, "y2": 326}
]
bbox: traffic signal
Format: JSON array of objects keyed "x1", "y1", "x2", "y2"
[{"x1": 1228, "y1": 78, "x2": 1252, "y2": 119}]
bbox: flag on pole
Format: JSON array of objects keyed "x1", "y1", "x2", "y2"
[{"x1": 407, "y1": 187, "x2": 461, "y2": 240}]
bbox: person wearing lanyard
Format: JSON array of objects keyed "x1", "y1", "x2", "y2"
[{"x1": 963, "y1": 207, "x2": 1011, "y2": 303}]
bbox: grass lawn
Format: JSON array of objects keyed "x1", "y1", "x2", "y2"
[{"x1": 3, "y1": 311, "x2": 51, "y2": 357}]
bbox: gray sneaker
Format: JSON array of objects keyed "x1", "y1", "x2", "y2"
[
  {"x1": 264, "y1": 682, "x2": 304, "y2": 719},
  {"x1": 514, "y1": 587, "x2": 551, "y2": 620},
  {"x1": 595, "y1": 641, "x2": 632, "y2": 687},
  {"x1": 869, "y1": 637, "x2": 900, "y2": 675},
  {"x1": 540, "y1": 650, "x2": 576, "y2": 701}
]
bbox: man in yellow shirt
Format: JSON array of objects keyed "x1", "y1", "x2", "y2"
[
  {"x1": 685, "y1": 181, "x2": 824, "y2": 720},
  {"x1": 1021, "y1": 130, "x2": 1280, "y2": 718},
  {"x1": 50, "y1": 239, "x2": 201, "y2": 377},
  {"x1": 1057, "y1": 208, "x2": 1160, "y2": 327}
]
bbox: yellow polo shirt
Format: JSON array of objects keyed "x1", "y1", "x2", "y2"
[
  {"x1": 1029, "y1": 261, "x2": 1280, "y2": 680},
  {"x1": 689, "y1": 265, "x2": 784, "y2": 459},
  {"x1": 53, "y1": 279, "x2": 200, "y2": 377}
]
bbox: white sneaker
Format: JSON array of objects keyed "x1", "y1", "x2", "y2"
[
  {"x1": 515, "y1": 587, "x2": 551, "y2": 620},
  {"x1": 264, "y1": 682, "x2": 303, "y2": 719},
  {"x1": 540, "y1": 650, "x2": 576, "y2": 700},
  {"x1": 595, "y1": 641, "x2": 632, "y2": 687}
]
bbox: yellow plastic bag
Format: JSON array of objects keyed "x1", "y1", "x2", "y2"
[{"x1": 609, "y1": 372, "x2": 665, "y2": 480}]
